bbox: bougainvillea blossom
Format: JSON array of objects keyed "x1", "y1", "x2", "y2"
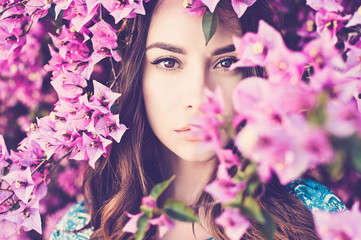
[
  {"x1": 230, "y1": 0, "x2": 257, "y2": 18},
  {"x1": 123, "y1": 212, "x2": 146, "y2": 234},
  {"x1": 215, "y1": 208, "x2": 250, "y2": 240},
  {"x1": 2, "y1": 167, "x2": 35, "y2": 203},
  {"x1": 0, "y1": 135, "x2": 9, "y2": 169},
  {"x1": 314, "y1": 201, "x2": 361, "y2": 239},
  {"x1": 205, "y1": 176, "x2": 245, "y2": 203},
  {"x1": 306, "y1": 0, "x2": 344, "y2": 12},
  {"x1": 82, "y1": 133, "x2": 112, "y2": 168},
  {"x1": 51, "y1": 69, "x2": 88, "y2": 99},
  {"x1": 88, "y1": 0, "x2": 148, "y2": 24}
]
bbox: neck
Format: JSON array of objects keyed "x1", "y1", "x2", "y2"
[{"x1": 161, "y1": 148, "x2": 217, "y2": 206}]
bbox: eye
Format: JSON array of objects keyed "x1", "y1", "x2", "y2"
[
  {"x1": 214, "y1": 57, "x2": 238, "y2": 70},
  {"x1": 151, "y1": 57, "x2": 181, "y2": 71}
]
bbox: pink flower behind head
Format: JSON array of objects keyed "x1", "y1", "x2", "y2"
[{"x1": 231, "y1": 0, "x2": 257, "y2": 18}]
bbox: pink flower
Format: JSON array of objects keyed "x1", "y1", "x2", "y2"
[
  {"x1": 51, "y1": 69, "x2": 87, "y2": 99},
  {"x1": 89, "y1": 20, "x2": 121, "y2": 62},
  {"x1": 306, "y1": 0, "x2": 344, "y2": 12},
  {"x1": 190, "y1": 87, "x2": 225, "y2": 152},
  {"x1": 2, "y1": 167, "x2": 35, "y2": 203},
  {"x1": 149, "y1": 214, "x2": 175, "y2": 238},
  {"x1": 82, "y1": 133, "x2": 112, "y2": 168},
  {"x1": 215, "y1": 208, "x2": 250, "y2": 240},
  {"x1": 0, "y1": 135, "x2": 9, "y2": 169},
  {"x1": 53, "y1": 0, "x2": 74, "y2": 19},
  {"x1": 63, "y1": 0, "x2": 98, "y2": 31},
  {"x1": 205, "y1": 177, "x2": 245, "y2": 204},
  {"x1": 200, "y1": 0, "x2": 220, "y2": 13},
  {"x1": 0, "y1": 220, "x2": 18, "y2": 239},
  {"x1": 183, "y1": 0, "x2": 207, "y2": 17},
  {"x1": 303, "y1": 33, "x2": 344, "y2": 71},
  {"x1": 200, "y1": 87, "x2": 225, "y2": 116},
  {"x1": 325, "y1": 101, "x2": 361, "y2": 138},
  {"x1": 123, "y1": 212, "x2": 145, "y2": 234},
  {"x1": 315, "y1": 10, "x2": 351, "y2": 42},
  {"x1": 314, "y1": 201, "x2": 361, "y2": 240},
  {"x1": 141, "y1": 196, "x2": 156, "y2": 209},
  {"x1": 234, "y1": 115, "x2": 329, "y2": 185},
  {"x1": 4, "y1": 199, "x2": 42, "y2": 234},
  {"x1": 346, "y1": 6, "x2": 361, "y2": 27},
  {"x1": 231, "y1": 0, "x2": 257, "y2": 18},
  {"x1": 91, "y1": 80, "x2": 122, "y2": 113},
  {"x1": 94, "y1": 114, "x2": 127, "y2": 143},
  {"x1": 216, "y1": 149, "x2": 241, "y2": 169},
  {"x1": 49, "y1": 25, "x2": 89, "y2": 60},
  {"x1": 96, "y1": 0, "x2": 147, "y2": 24},
  {"x1": 232, "y1": 20, "x2": 285, "y2": 69},
  {"x1": 344, "y1": 43, "x2": 361, "y2": 79},
  {"x1": 0, "y1": 15, "x2": 27, "y2": 63}
]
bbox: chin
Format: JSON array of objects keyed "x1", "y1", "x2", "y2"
[{"x1": 174, "y1": 146, "x2": 216, "y2": 162}]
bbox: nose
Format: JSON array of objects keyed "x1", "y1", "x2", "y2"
[{"x1": 183, "y1": 65, "x2": 207, "y2": 111}]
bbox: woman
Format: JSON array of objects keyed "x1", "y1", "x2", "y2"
[{"x1": 51, "y1": 0, "x2": 345, "y2": 239}]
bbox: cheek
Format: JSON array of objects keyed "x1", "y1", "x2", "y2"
[
  {"x1": 142, "y1": 76, "x2": 177, "y2": 134},
  {"x1": 210, "y1": 75, "x2": 240, "y2": 120}
]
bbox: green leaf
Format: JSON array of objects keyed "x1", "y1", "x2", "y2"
[
  {"x1": 325, "y1": 150, "x2": 344, "y2": 180},
  {"x1": 140, "y1": 205, "x2": 153, "y2": 218},
  {"x1": 245, "y1": 179, "x2": 260, "y2": 196},
  {"x1": 308, "y1": 92, "x2": 327, "y2": 125},
  {"x1": 150, "y1": 175, "x2": 175, "y2": 200},
  {"x1": 350, "y1": 136, "x2": 361, "y2": 174},
  {"x1": 163, "y1": 198, "x2": 200, "y2": 222},
  {"x1": 240, "y1": 196, "x2": 265, "y2": 224},
  {"x1": 202, "y1": 10, "x2": 219, "y2": 46},
  {"x1": 110, "y1": 103, "x2": 119, "y2": 114},
  {"x1": 257, "y1": 209, "x2": 275, "y2": 240},
  {"x1": 134, "y1": 214, "x2": 149, "y2": 240}
]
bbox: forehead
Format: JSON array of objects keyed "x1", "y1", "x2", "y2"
[{"x1": 147, "y1": 0, "x2": 242, "y2": 49}]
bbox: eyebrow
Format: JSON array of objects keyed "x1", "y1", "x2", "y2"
[
  {"x1": 145, "y1": 42, "x2": 186, "y2": 54},
  {"x1": 211, "y1": 44, "x2": 235, "y2": 56},
  {"x1": 145, "y1": 42, "x2": 236, "y2": 56}
]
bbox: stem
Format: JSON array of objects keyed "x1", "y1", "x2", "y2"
[
  {"x1": 0, "y1": 0, "x2": 28, "y2": 16},
  {"x1": 0, "y1": 192, "x2": 14, "y2": 207},
  {"x1": 109, "y1": 58, "x2": 117, "y2": 89},
  {"x1": 31, "y1": 158, "x2": 48, "y2": 176},
  {"x1": 99, "y1": 4, "x2": 103, "y2": 20}
]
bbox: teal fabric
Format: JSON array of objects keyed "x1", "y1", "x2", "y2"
[
  {"x1": 286, "y1": 178, "x2": 346, "y2": 213},
  {"x1": 50, "y1": 179, "x2": 346, "y2": 239}
]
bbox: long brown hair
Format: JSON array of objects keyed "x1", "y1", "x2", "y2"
[{"x1": 84, "y1": 1, "x2": 320, "y2": 239}]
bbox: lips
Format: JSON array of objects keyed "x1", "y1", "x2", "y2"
[{"x1": 175, "y1": 125, "x2": 204, "y2": 142}]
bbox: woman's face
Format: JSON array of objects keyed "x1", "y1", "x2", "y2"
[{"x1": 142, "y1": 0, "x2": 242, "y2": 162}]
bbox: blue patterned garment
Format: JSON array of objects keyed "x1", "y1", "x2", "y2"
[
  {"x1": 50, "y1": 179, "x2": 346, "y2": 239},
  {"x1": 286, "y1": 178, "x2": 346, "y2": 213}
]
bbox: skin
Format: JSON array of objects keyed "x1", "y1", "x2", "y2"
[{"x1": 142, "y1": 0, "x2": 242, "y2": 238}]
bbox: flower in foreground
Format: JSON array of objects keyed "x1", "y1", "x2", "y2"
[
  {"x1": 123, "y1": 212, "x2": 145, "y2": 234},
  {"x1": 149, "y1": 214, "x2": 175, "y2": 238},
  {"x1": 313, "y1": 201, "x2": 361, "y2": 239},
  {"x1": 215, "y1": 208, "x2": 250, "y2": 240}
]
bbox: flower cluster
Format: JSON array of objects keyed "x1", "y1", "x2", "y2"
[
  {"x1": 0, "y1": 0, "x2": 137, "y2": 238},
  {"x1": 0, "y1": 0, "x2": 360, "y2": 239},
  {"x1": 189, "y1": 1, "x2": 361, "y2": 239}
]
